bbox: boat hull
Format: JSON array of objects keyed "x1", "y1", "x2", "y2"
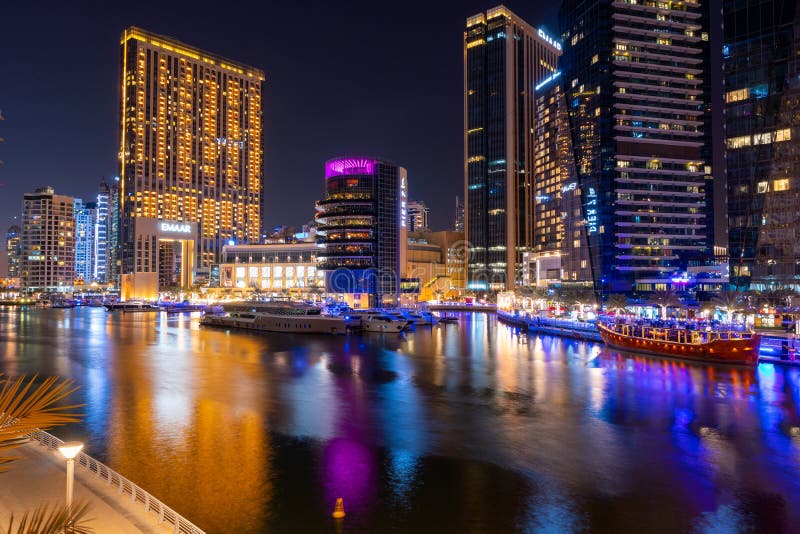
[
  {"x1": 597, "y1": 323, "x2": 760, "y2": 366},
  {"x1": 201, "y1": 313, "x2": 353, "y2": 335}
]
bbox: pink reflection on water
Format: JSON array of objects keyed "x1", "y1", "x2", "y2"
[{"x1": 322, "y1": 437, "x2": 376, "y2": 514}]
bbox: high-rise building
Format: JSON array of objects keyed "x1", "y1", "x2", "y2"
[
  {"x1": 724, "y1": 1, "x2": 799, "y2": 290},
  {"x1": 558, "y1": 0, "x2": 714, "y2": 294},
  {"x1": 21, "y1": 187, "x2": 75, "y2": 292},
  {"x1": 95, "y1": 177, "x2": 121, "y2": 285},
  {"x1": 119, "y1": 27, "x2": 264, "y2": 299},
  {"x1": 406, "y1": 201, "x2": 429, "y2": 232},
  {"x1": 526, "y1": 72, "x2": 591, "y2": 288},
  {"x1": 74, "y1": 199, "x2": 97, "y2": 284},
  {"x1": 453, "y1": 196, "x2": 465, "y2": 232},
  {"x1": 6, "y1": 225, "x2": 21, "y2": 280},
  {"x1": 315, "y1": 157, "x2": 408, "y2": 308},
  {"x1": 464, "y1": 6, "x2": 562, "y2": 291}
]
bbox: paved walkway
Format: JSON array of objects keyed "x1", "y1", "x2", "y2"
[{"x1": 0, "y1": 440, "x2": 171, "y2": 533}]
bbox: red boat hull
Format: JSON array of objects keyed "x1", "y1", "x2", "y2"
[{"x1": 597, "y1": 323, "x2": 760, "y2": 367}]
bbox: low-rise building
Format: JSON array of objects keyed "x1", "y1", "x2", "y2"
[{"x1": 217, "y1": 242, "x2": 324, "y2": 298}]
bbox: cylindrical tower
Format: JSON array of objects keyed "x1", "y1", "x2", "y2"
[{"x1": 315, "y1": 157, "x2": 407, "y2": 308}]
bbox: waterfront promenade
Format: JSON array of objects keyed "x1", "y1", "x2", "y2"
[{"x1": 0, "y1": 440, "x2": 175, "y2": 533}]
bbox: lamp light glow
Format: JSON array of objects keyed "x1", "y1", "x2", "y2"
[{"x1": 58, "y1": 441, "x2": 84, "y2": 460}]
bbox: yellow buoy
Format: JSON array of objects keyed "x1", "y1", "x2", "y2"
[{"x1": 332, "y1": 497, "x2": 346, "y2": 519}]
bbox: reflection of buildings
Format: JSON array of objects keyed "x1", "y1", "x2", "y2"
[
  {"x1": 74, "y1": 199, "x2": 97, "y2": 284},
  {"x1": 218, "y1": 242, "x2": 324, "y2": 295},
  {"x1": 5, "y1": 225, "x2": 21, "y2": 281},
  {"x1": 406, "y1": 201, "x2": 429, "y2": 232},
  {"x1": 526, "y1": 73, "x2": 591, "y2": 288},
  {"x1": 21, "y1": 187, "x2": 76, "y2": 292},
  {"x1": 118, "y1": 27, "x2": 264, "y2": 299},
  {"x1": 464, "y1": 6, "x2": 561, "y2": 291},
  {"x1": 725, "y1": 0, "x2": 799, "y2": 290},
  {"x1": 315, "y1": 158, "x2": 408, "y2": 308},
  {"x1": 559, "y1": 0, "x2": 714, "y2": 294}
]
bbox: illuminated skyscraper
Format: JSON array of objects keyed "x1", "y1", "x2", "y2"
[
  {"x1": 559, "y1": 0, "x2": 714, "y2": 294},
  {"x1": 6, "y1": 225, "x2": 21, "y2": 280},
  {"x1": 406, "y1": 201, "x2": 429, "y2": 232},
  {"x1": 526, "y1": 73, "x2": 591, "y2": 288},
  {"x1": 119, "y1": 27, "x2": 264, "y2": 298},
  {"x1": 453, "y1": 196, "x2": 464, "y2": 232},
  {"x1": 464, "y1": 6, "x2": 562, "y2": 291},
  {"x1": 74, "y1": 199, "x2": 97, "y2": 284},
  {"x1": 724, "y1": 1, "x2": 799, "y2": 290},
  {"x1": 21, "y1": 187, "x2": 75, "y2": 292},
  {"x1": 315, "y1": 158, "x2": 408, "y2": 308}
]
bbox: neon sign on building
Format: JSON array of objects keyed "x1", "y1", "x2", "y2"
[
  {"x1": 585, "y1": 187, "x2": 598, "y2": 234},
  {"x1": 325, "y1": 158, "x2": 377, "y2": 178},
  {"x1": 400, "y1": 175, "x2": 407, "y2": 228},
  {"x1": 537, "y1": 29, "x2": 562, "y2": 51}
]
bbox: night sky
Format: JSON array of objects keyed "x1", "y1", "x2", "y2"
[{"x1": 0, "y1": 1, "x2": 558, "y2": 234}]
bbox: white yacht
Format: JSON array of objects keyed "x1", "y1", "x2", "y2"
[
  {"x1": 105, "y1": 301, "x2": 160, "y2": 312},
  {"x1": 201, "y1": 303, "x2": 358, "y2": 335},
  {"x1": 360, "y1": 314, "x2": 408, "y2": 333}
]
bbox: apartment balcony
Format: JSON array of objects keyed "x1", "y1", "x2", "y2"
[
  {"x1": 613, "y1": 134, "x2": 704, "y2": 148},
  {"x1": 614, "y1": 91, "x2": 705, "y2": 109},
  {"x1": 615, "y1": 102, "x2": 703, "y2": 117},
  {"x1": 615, "y1": 189, "x2": 704, "y2": 199},
  {"x1": 611, "y1": 11, "x2": 701, "y2": 32},
  {"x1": 613, "y1": 114, "x2": 702, "y2": 127},
  {"x1": 613, "y1": 70, "x2": 703, "y2": 87},
  {"x1": 611, "y1": 1, "x2": 701, "y2": 20}
]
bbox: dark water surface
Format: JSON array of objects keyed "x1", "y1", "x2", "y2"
[{"x1": 1, "y1": 307, "x2": 799, "y2": 533}]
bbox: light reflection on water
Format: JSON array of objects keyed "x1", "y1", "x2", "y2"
[{"x1": 0, "y1": 306, "x2": 798, "y2": 532}]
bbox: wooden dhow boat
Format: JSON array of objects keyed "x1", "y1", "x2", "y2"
[{"x1": 597, "y1": 322, "x2": 760, "y2": 366}]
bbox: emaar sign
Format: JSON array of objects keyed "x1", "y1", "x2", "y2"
[{"x1": 160, "y1": 222, "x2": 192, "y2": 234}]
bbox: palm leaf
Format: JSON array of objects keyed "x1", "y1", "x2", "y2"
[
  {"x1": 2, "y1": 500, "x2": 94, "y2": 534},
  {"x1": 0, "y1": 374, "x2": 83, "y2": 472}
]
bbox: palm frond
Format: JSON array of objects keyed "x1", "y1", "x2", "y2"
[
  {"x1": 1, "y1": 501, "x2": 94, "y2": 534},
  {"x1": 0, "y1": 374, "x2": 83, "y2": 472}
]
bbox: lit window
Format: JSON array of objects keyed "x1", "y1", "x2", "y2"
[
  {"x1": 725, "y1": 88, "x2": 749, "y2": 103},
  {"x1": 773, "y1": 179, "x2": 790, "y2": 192},
  {"x1": 757, "y1": 181, "x2": 769, "y2": 194}
]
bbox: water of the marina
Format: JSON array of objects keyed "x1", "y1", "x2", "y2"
[{"x1": 1, "y1": 306, "x2": 799, "y2": 533}]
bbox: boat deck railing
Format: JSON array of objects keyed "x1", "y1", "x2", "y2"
[{"x1": 605, "y1": 322, "x2": 756, "y2": 344}]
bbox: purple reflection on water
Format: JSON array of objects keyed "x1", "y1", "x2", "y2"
[
  {"x1": 322, "y1": 437, "x2": 375, "y2": 513},
  {"x1": 325, "y1": 158, "x2": 376, "y2": 178}
]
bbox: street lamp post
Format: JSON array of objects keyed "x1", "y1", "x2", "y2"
[{"x1": 57, "y1": 441, "x2": 84, "y2": 515}]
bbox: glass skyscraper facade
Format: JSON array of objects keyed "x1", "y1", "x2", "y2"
[
  {"x1": 559, "y1": 0, "x2": 714, "y2": 295},
  {"x1": 74, "y1": 198, "x2": 97, "y2": 284},
  {"x1": 5, "y1": 225, "x2": 21, "y2": 280},
  {"x1": 724, "y1": 0, "x2": 799, "y2": 290},
  {"x1": 315, "y1": 158, "x2": 407, "y2": 307},
  {"x1": 464, "y1": 6, "x2": 562, "y2": 291},
  {"x1": 531, "y1": 74, "x2": 591, "y2": 287}
]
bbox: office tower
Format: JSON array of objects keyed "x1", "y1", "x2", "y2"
[
  {"x1": 453, "y1": 196, "x2": 465, "y2": 232},
  {"x1": 95, "y1": 179, "x2": 110, "y2": 283},
  {"x1": 527, "y1": 72, "x2": 591, "y2": 287},
  {"x1": 74, "y1": 199, "x2": 97, "y2": 283},
  {"x1": 315, "y1": 157, "x2": 408, "y2": 308},
  {"x1": 21, "y1": 187, "x2": 75, "y2": 292},
  {"x1": 407, "y1": 200, "x2": 429, "y2": 232},
  {"x1": 559, "y1": 0, "x2": 713, "y2": 294},
  {"x1": 464, "y1": 6, "x2": 562, "y2": 291},
  {"x1": 119, "y1": 27, "x2": 264, "y2": 299},
  {"x1": 6, "y1": 225, "x2": 21, "y2": 279},
  {"x1": 724, "y1": 1, "x2": 799, "y2": 290}
]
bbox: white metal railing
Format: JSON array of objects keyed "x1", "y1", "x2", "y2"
[{"x1": 31, "y1": 430, "x2": 205, "y2": 534}]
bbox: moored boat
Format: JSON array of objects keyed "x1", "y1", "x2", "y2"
[
  {"x1": 360, "y1": 314, "x2": 408, "y2": 333},
  {"x1": 105, "y1": 301, "x2": 160, "y2": 312},
  {"x1": 201, "y1": 303, "x2": 359, "y2": 335},
  {"x1": 597, "y1": 322, "x2": 760, "y2": 366}
]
